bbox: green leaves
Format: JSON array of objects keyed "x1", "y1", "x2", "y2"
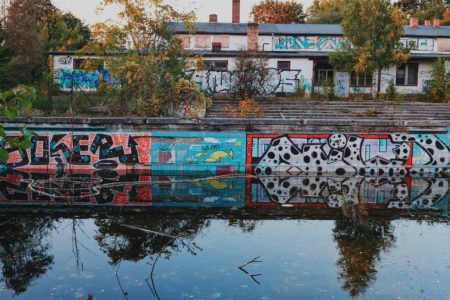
[
  {"x1": 4, "y1": 106, "x2": 19, "y2": 120},
  {"x1": 0, "y1": 148, "x2": 8, "y2": 164},
  {"x1": 0, "y1": 85, "x2": 37, "y2": 165}
]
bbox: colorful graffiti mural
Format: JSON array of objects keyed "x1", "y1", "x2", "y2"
[
  {"x1": 273, "y1": 36, "x2": 345, "y2": 51},
  {"x1": 246, "y1": 132, "x2": 450, "y2": 176},
  {"x1": 150, "y1": 132, "x2": 246, "y2": 173},
  {"x1": 1, "y1": 132, "x2": 151, "y2": 172},
  {"x1": 2, "y1": 129, "x2": 449, "y2": 175},
  {"x1": 55, "y1": 68, "x2": 117, "y2": 92}
]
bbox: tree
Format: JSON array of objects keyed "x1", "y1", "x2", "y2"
[
  {"x1": 231, "y1": 51, "x2": 277, "y2": 98},
  {"x1": 329, "y1": 0, "x2": 410, "y2": 93},
  {"x1": 425, "y1": 58, "x2": 450, "y2": 102},
  {"x1": 307, "y1": 0, "x2": 343, "y2": 24},
  {"x1": 2, "y1": 0, "x2": 90, "y2": 89},
  {"x1": 84, "y1": 0, "x2": 210, "y2": 117},
  {"x1": 250, "y1": 0, "x2": 306, "y2": 24},
  {"x1": 394, "y1": 0, "x2": 446, "y2": 21},
  {"x1": 44, "y1": 12, "x2": 91, "y2": 51}
]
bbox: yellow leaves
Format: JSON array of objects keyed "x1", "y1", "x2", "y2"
[{"x1": 391, "y1": 7, "x2": 407, "y2": 26}]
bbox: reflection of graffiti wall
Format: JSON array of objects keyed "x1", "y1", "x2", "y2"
[
  {"x1": 2, "y1": 129, "x2": 449, "y2": 175},
  {"x1": 247, "y1": 175, "x2": 449, "y2": 212},
  {"x1": 273, "y1": 36, "x2": 345, "y2": 51},
  {"x1": 1, "y1": 171, "x2": 447, "y2": 213}
]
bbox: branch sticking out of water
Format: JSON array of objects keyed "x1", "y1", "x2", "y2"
[{"x1": 238, "y1": 256, "x2": 263, "y2": 285}]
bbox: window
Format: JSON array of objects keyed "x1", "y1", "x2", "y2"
[
  {"x1": 396, "y1": 63, "x2": 418, "y2": 86},
  {"x1": 313, "y1": 62, "x2": 334, "y2": 86},
  {"x1": 277, "y1": 61, "x2": 291, "y2": 70},
  {"x1": 73, "y1": 58, "x2": 104, "y2": 70},
  {"x1": 212, "y1": 42, "x2": 222, "y2": 52},
  {"x1": 203, "y1": 60, "x2": 228, "y2": 71},
  {"x1": 350, "y1": 72, "x2": 373, "y2": 87}
]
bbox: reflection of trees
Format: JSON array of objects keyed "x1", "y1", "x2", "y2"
[
  {"x1": 0, "y1": 217, "x2": 54, "y2": 295},
  {"x1": 333, "y1": 205, "x2": 396, "y2": 298},
  {"x1": 95, "y1": 215, "x2": 209, "y2": 265}
]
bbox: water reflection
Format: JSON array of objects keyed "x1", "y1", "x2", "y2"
[
  {"x1": 0, "y1": 171, "x2": 449, "y2": 298},
  {"x1": 0, "y1": 217, "x2": 54, "y2": 295},
  {"x1": 0, "y1": 170, "x2": 448, "y2": 215}
]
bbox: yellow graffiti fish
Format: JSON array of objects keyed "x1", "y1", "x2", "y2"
[{"x1": 203, "y1": 150, "x2": 234, "y2": 163}]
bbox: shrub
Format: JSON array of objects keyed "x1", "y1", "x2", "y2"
[{"x1": 425, "y1": 58, "x2": 450, "y2": 103}]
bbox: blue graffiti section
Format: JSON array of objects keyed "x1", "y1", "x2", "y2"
[
  {"x1": 56, "y1": 69, "x2": 117, "y2": 91},
  {"x1": 151, "y1": 132, "x2": 246, "y2": 174}
]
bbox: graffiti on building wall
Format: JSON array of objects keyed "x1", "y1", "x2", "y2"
[
  {"x1": 248, "y1": 175, "x2": 449, "y2": 211},
  {"x1": 189, "y1": 68, "x2": 311, "y2": 96},
  {"x1": 400, "y1": 38, "x2": 434, "y2": 51},
  {"x1": 150, "y1": 132, "x2": 246, "y2": 173},
  {"x1": 55, "y1": 68, "x2": 117, "y2": 92},
  {"x1": 247, "y1": 132, "x2": 450, "y2": 177},
  {"x1": 2, "y1": 132, "x2": 151, "y2": 171},
  {"x1": 273, "y1": 36, "x2": 345, "y2": 51}
]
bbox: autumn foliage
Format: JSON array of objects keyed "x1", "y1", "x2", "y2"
[{"x1": 251, "y1": 0, "x2": 306, "y2": 24}]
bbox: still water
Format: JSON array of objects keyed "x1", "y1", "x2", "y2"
[{"x1": 0, "y1": 171, "x2": 449, "y2": 299}]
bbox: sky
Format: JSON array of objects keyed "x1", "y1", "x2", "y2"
[{"x1": 52, "y1": 0, "x2": 313, "y2": 25}]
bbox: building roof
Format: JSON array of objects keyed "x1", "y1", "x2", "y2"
[
  {"x1": 189, "y1": 50, "x2": 450, "y2": 59},
  {"x1": 172, "y1": 22, "x2": 450, "y2": 38}
]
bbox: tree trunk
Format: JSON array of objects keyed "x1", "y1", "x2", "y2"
[{"x1": 377, "y1": 67, "x2": 382, "y2": 93}]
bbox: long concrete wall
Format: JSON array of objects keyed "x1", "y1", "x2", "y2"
[{"x1": 2, "y1": 127, "x2": 449, "y2": 176}]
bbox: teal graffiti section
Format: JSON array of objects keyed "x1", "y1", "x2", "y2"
[
  {"x1": 274, "y1": 36, "x2": 344, "y2": 51},
  {"x1": 150, "y1": 132, "x2": 246, "y2": 174}
]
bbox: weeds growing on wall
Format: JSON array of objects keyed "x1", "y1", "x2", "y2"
[
  {"x1": 384, "y1": 79, "x2": 404, "y2": 102},
  {"x1": 0, "y1": 85, "x2": 36, "y2": 163},
  {"x1": 226, "y1": 97, "x2": 263, "y2": 118}
]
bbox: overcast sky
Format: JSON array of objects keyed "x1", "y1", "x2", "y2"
[{"x1": 52, "y1": 0, "x2": 312, "y2": 25}]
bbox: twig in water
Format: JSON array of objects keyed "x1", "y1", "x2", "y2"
[
  {"x1": 238, "y1": 256, "x2": 263, "y2": 285},
  {"x1": 121, "y1": 224, "x2": 180, "y2": 239},
  {"x1": 115, "y1": 261, "x2": 129, "y2": 300}
]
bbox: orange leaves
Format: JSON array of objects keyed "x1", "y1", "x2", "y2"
[{"x1": 251, "y1": 0, "x2": 305, "y2": 24}]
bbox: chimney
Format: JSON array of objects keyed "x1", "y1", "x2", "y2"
[
  {"x1": 232, "y1": 0, "x2": 240, "y2": 23},
  {"x1": 247, "y1": 23, "x2": 259, "y2": 51},
  {"x1": 209, "y1": 14, "x2": 218, "y2": 23},
  {"x1": 409, "y1": 17, "x2": 418, "y2": 29},
  {"x1": 433, "y1": 18, "x2": 441, "y2": 27},
  {"x1": 424, "y1": 19, "x2": 431, "y2": 26}
]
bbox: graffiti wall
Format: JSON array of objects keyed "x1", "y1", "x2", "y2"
[
  {"x1": 150, "y1": 132, "x2": 246, "y2": 173},
  {"x1": 2, "y1": 129, "x2": 449, "y2": 175},
  {"x1": 1, "y1": 132, "x2": 151, "y2": 172},
  {"x1": 273, "y1": 36, "x2": 345, "y2": 51},
  {"x1": 246, "y1": 132, "x2": 450, "y2": 176}
]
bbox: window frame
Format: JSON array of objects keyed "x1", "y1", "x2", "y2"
[
  {"x1": 203, "y1": 60, "x2": 229, "y2": 71},
  {"x1": 350, "y1": 72, "x2": 373, "y2": 87},
  {"x1": 396, "y1": 63, "x2": 419, "y2": 86},
  {"x1": 313, "y1": 61, "x2": 334, "y2": 87},
  {"x1": 277, "y1": 60, "x2": 291, "y2": 71}
]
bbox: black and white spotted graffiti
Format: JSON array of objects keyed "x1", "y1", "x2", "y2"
[
  {"x1": 188, "y1": 68, "x2": 307, "y2": 96},
  {"x1": 252, "y1": 133, "x2": 449, "y2": 177},
  {"x1": 255, "y1": 175, "x2": 449, "y2": 210}
]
